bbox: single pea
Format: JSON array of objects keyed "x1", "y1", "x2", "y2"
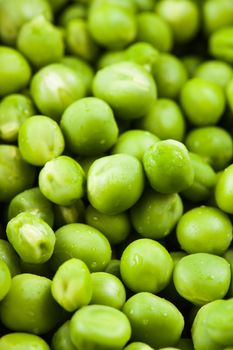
[
  {"x1": 92, "y1": 61, "x2": 157, "y2": 120},
  {"x1": 30, "y1": 63, "x2": 86, "y2": 122},
  {"x1": 143, "y1": 140, "x2": 194, "y2": 194},
  {"x1": 120, "y1": 238, "x2": 173, "y2": 293},
  {"x1": 203, "y1": 0, "x2": 233, "y2": 35},
  {"x1": 54, "y1": 199, "x2": 85, "y2": 228},
  {"x1": 104, "y1": 259, "x2": 121, "y2": 279},
  {"x1": 176, "y1": 206, "x2": 232, "y2": 255},
  {"x1": 85, "y1": 205, "x2": 130, "y2": 245},
  {"x1": 185, "y1": 126, "x2": 233, "y2": 170},
  {"x1": 50, "y1": 223, "x2": 111, "y2": 272},
  {"x1": 181, "y1": 152, "x2": 217, "y2": 202},
  {"x1": 87, "y1": 154, "x2": 144, "y2": 215},
  {"x1": 0, "y1": 94, "x2": 36, "y2": 143},
  {"x1": 6, "y1": 212, "x2": 56, "y2": 264},
  {"x1": 173, "y1": 253, "x2": 231, "y2": 306},
  {"x1": 0, "y1": 332, "x2": 51, "y2": 350},
  {"x1": 131, "y1": 189, "x2": 183, "y2": 240},
  {"x1": 59, "y1": 4, "x2": 87, "y2": 27},
  {"x1": 123, "y1": 292, "x2": 184, "y2": 349},
  {"x1": 125, "y1": 42, "x2": 159, "y2": 72},
  {"x1": 155, "y1": 0, "x2": 200, "y2": 43},
  {"x1": 39, "y1": 156, "x2": 85, "y2": 206},
  {"x1": 137, "y1": 12, "x2": 173, "y2": 52},
  {"x1": 8, "y1": 187, "x2": 54, "y2": 227},
  {"x1": 0, "y1": 259, "x2": 11, "y2": 301},
  {"x1": 136, "y1": 98, "x2": 185, "y2": 141},
  {"x1": 215, "y1": 164, "x2": 233, "y2": 213},
  {"x1": 209, "y1": 26, "x2": 233, "y2": 64},
  {"x1": 124, "y1": 343, "x2": 154, "y2": 350},
  {"x1": 51, "y1": 258, "x2": 92, "y2": 312},
  {"x1": 0, "y1": 239, "x2": 21, "y2": 277},
  {"x1": 60, "y1": 97, "x2": 118, "y2": 156},
  {"x1": 0, "y1": 273, "x2": 63, "y2": 334},
  {"x1": 70, "y1": 304, "x2": 131, "y2": 350},
  {"x1": 0, "y1": 145, "x2": 36, "y2": 202},
  {"x1": 180, "y1": 78, "x2": 225, "y2": 126},
  {"x1": 51, "y1": 320, "x2": 77, "y2": 350},
  {"x1": 181, "y1": 55, "x2": 203, "y2": 77},
  {"x1": 152, "y1": 53, "x2": 188, "y2": 99},
  {"x1": 97, "y1": 50, "x2": 126, "y2": 69},
  {"x1": 0, "y1": 46, "x2": 31, "y2": 97}
]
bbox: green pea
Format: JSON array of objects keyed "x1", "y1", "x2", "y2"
[
  {"x1": 185, "y1": 126, "x2": 233, "y2": 170},
  {"x1": 97, "y1": 50, "x2": 126, "y2": 70},
  {"x1": 0, "y1": 273, "x2": 63, "y2": 334},
  {"x1": 203, "y1": 0, "x2": 233, "y2": 35},
  {"x1": 51, "y1": 258, "x2": 92, "y2": 312},
  {"x1": 0, "y1": 332, "x2": 51, "y2": 350},
  {"x1": 39, "y1": 156, "x2": 85, "y2": 206},
  {"x1": 177, "y1": 206, "x2": 232, "y2": 255},
  {"x1": 50, "y1": 223, "x2": 111, "y2": 272},
  {"x1": 0, "y1": 145, "x2": 36, "y2": 202},
  {"x1": 59, "y1": 4, "x2": 87, "y2": 27},
  {"x1": 124, "y1": 342, "x2": 154, "y2": 350},
  {"x1": 215, "y1": 164, "x2": 233, "y2": 213},
  {"x1": 0, "y1": 94, "x2": 36, "y2": 143},
  {"x1": 136, "y1": 98, "x2": 186, "y2": 141},
  {"x1": 6, "y1": 212, "x2": 56, "y2": 264},
  {"x1": 137, "y1": 12, "x2": 173, "y2": 52},
  {"x1": 30, "y1": 63, "x2": 86, "y2": 122},
  {"x1": 125, "y1": 42, "x2": 159, "y2": 72},
  {"x1": 47, "y1": 0, "x2": 69, "y2": 13},
  {"x1": 223, "y1": 249, "x2": 233, "y2": 297},
  {"x1": 104, "y1": 259, "x2": 121, "y2": 279},
  {"x1": 51, "y1": 320, "x2": 77, "y2": 350},
  {"x1": 134, "y1": 0, "x2": 155, "y2": 11},
  {"x1": 85, "y1": 205, "x2": 130, "y2": 245},
  {"x1": 226, "y1": 78, "x2": 233, "y2": 114},
  {"x1": 70, "y1": 304, "x2": 131, "y2": 350},
  {"x1": 120, "y1": 238, "x2": 173, "y2": 293},
  {"x1": 131, "y1": 189, "x2": 183, "y2": 240},
  {"x1": 123, "y1": 292, "x2": 184, "y2": 349},
  {"x1": 0, "y1": 46, "x2": 31, "y2": 97},
  {"x1": 181, "y1": 55, "x2": 203, "y2": 77},
  {"x1": 143, "y1": 140, "x2": 194, "y2": 194},
  {"x1": 0, "y1": 259, "x2": 11, "y2": 301},
  {"x1": 92, "y1": 61, "x2": 157, "y2": 120},
  {"x1": 152, "y1": 53, "x2": 188, "y2": 99},
  {"x1": 54, "y1": 199, "x2": 85, "y2": 228},
  {"x1": 173, "y1": 253, "x2": 231, "y2": 306},
  {"x1": 87, "y1": 154, "x2": 144, "y2": 215},
  {"x1": 0, "y1": 239, "x2": 21, "y2": 277},
  {"x1": 180, "y1": 78, "x2": 225, "y2": 126},
  {"x1": 8, "y1": 187, "x2": 54, "y2": 227},
  {"x1": 209, "y1": 26, "x2": 233, "y2": 64}
]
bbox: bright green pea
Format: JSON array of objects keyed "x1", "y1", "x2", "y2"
[
  {"x1": 87, "y1": 154, "x2": 144, "y2": 215},
  {"x1": 97, "y1": 50, "x2": 126, "y2": 69},
  {"x1": 123, "y1": 292, "x2": 184, "y2": 349},
  {"x1": 59, "y1": 4, "x2": 87, "y2": 27},
  {"x1": 176, "y1": 206, "x2": 232, "y2": 255},
  {"x1": 137, "y1": 98, "x2": 186, "y2": 141},
  {"x1": 51, "y1": 320, "x2": 77, "y2": 350},
  {"x1": 0, "y1": 332, "x2": 51, "y2": 350},
  {"x1": 180, "y1": 78, "x2": 225, "y2": 126},
  {"x1": 54, "y1": 199, "x2": 85, "y2": 228},
  {"x1": 0, "y1": 94, "x2": 36, "y2": 143},
  {"x1": 70, "y1": 304, "x2": 131, "y2": 350},
  {"x1": 92, "y1": 61, "x2": 157, "y2": 120},
  {"x1": 143, "y1": 139, "x2": 194, "y2": 194},
  {"x1": 51, "y1": 258, "x2": 92, "y2": 312},
  {"x1": 0, "y1": 239, "x2": 21, "y2": 277},
  {"x1": 185, "y1": 126, "x2": 233, "y2": 170},
  {"x1": 8, "y1": 187, "x2": 54, "y2": 227},
  {"x1": 0, "y1": 273, "x2": 63, "y2": 334},
  {"x1": 173, "y1": 253, "x2": 231, "y2": 306},
  {"x1": 203, "y1": 0, "x2": 233, "y2": 35},
  {"x1": 131, "y1": 189, "x2": 183, "y2": 240},
  {"x1": 209, "y1": 26, "x2": 233, "y2": 64},
  {"x1": 0, "y1": 145, "x2": 36, "y2": 202},
  {"x1": 0, "y1": 46, "x2": 31, "y2": 97},
  {"x1": 125, "y1": 42, "x2": 159, "y2": 72},
  {"x1": 50, "y1": 223, "x2": 111, "y2": 272},
  {"x1": 104, "y1": 259, "x2": 121, "y2": 279},
  {"x1": 224, "y1": 249, "x2": 233, "y2": 297},
  {"x1": 0, "y1": 259, "x2": 11, "y2": 301},
  {"x1": 194, "y1": 60, "x2": 233, "y2": 88},
  {"x1": 124, "y1": 342, "x2": 154, "y2": 350},
  {"x1": 215, "y1": 164, "x2": 233, "y2": 213},
  {"x1": 120, "y1": 238, "x2": 173, "y2": 293},
  {"x1": 30, "y1": 63, "x2": 86, "y2": 122},
  {"x1": 6, "y1": 212, "x2": 56, "y2": 264},
  {"x1": 39, "y1": 156, "x2": 85, "y2": 206}
]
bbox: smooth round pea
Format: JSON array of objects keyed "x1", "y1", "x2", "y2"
[
  {"x1": 51, "y1": 320, "x2": 77, "y2": 350},
  {"x1": 39, "y1": 156, "x2": 85, "y2": 206},
  {"x1": 173, "y1": 253, "x2": 231, "y2": 306},
  {"x1": 0, "y1": 273, "x2": 63, "y2": 334},
  {"x1": 143, "y1": 140, "x2": 194, "y2": 194},
  {"x1": 209, "y1": 26, "x2": 233, "y2": 64},
  {"x1": 0, "y1": 46, "x2": 31, "y2": 97},
  {"x1": 215, "y1": 164, "x2": 233, "y2": 213},
  {"x1": 97, "y1": 50, "x2": 126, "y2": 69},
  {"x1": 120, "y1": 238, "x2": 173, "y2": 293},
  {"x1": 59, "y1": 4, "x2": 87, "y2": 27},
  {"x1": 0, "y1": 239, "x2": 21, "y2": 277},
  {"x1": 131, "y1": 189, "x2": 183, "y2": 240},
  {"x1": 125, "y1": 42, "x2": 159, "y2": 72},
  {"x1": 30, "y1": 63, "x2": 86, "y2": 122},
  {"x1": 0, "y1": 94, "x2": 36, "y2": 143},
  {"x1": 123, "y1": 292, "x2": 184, "y2": 349},
  {"x1": 70, "y1": 304, "x2": 131, "y2": 350},
  {"x1": 18, "y1": 115, "x2": 65, "y2": 166},
  {"x1": 185, "y1": 126, "x2": 233, "y2": 170},
  {"x1": 0, "y1": 332, "x2": 50, "y2": 350},
  {"x1": 92, "y1": 61, "x2": 157, "y2": 120},
  {"x1": 124, "y1": 343, "x2": 154, "y2": 350},
  {"x1": 50, "y1": 223, "x2": 111, "y2": 272},
  {"x1": 0, "y1": 259, "x2": 11, "y2": 301},
  {"x1": 203, "y1": 0, "x2": 233, "y2": 35},
  {"x1": 85, "y1": 205, "x2": 130, "y2": 245},
  {"x1": 176, "y1": 206, "x2": 232, "y2": 255},
  {"x1": 51, "y1": 258, "x2": 92, "y2": 312},
  {"x1": 54, "y1": 199, "x2": 85, "y2": 228},
  {"x1": 6, "y1": 212, "x2": 56, "y2": 264},
  {"x1": 180, "y1": 78, "x2": 225, "y2": 126}
]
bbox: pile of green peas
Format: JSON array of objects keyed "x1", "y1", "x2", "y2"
[{"x1": 1, "y1": 0, "x2": 233, "y2": 349}]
